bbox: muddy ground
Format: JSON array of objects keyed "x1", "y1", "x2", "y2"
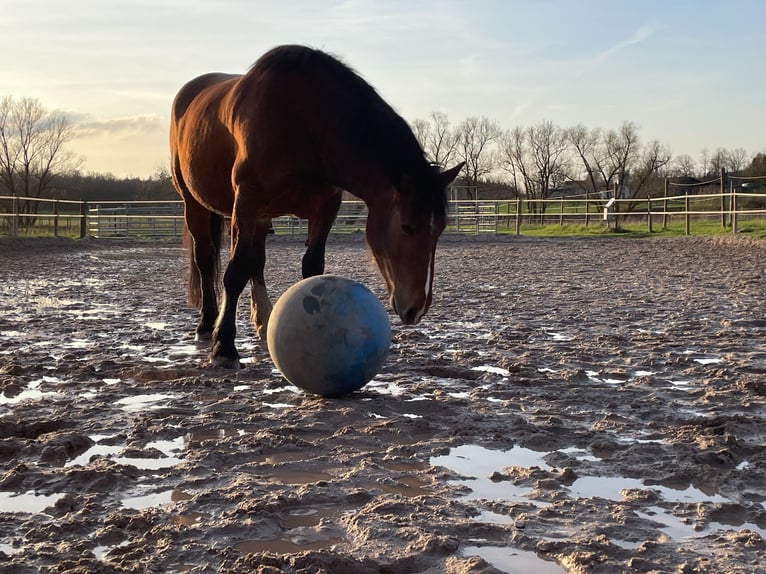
[{"x1": 0, "y1": 234, "x2": 764, "y2": 574}]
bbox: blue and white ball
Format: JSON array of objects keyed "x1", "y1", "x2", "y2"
[{"x1": 267, "y1": 275, "x2": 391, "y2": 396}]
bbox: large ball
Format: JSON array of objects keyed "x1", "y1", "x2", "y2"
[{"x1": 267, "y1": 275, "x2": 391, "y2": 397}]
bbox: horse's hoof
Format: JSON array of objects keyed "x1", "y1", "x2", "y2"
[{"x1": 209, "y1": 354, "x2": 242, "y2": 369}]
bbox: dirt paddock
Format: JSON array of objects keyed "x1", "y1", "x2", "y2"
[{"x1": 0, "y1": 234, "x2": 764, "y2": 574}]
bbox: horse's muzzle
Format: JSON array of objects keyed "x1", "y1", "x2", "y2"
[{"x1": 391, "y1": 295, "x2": 427, "y2": 325}]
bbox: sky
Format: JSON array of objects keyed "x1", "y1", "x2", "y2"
[{"x1": 1, "y1": 0, "x2": 764, "y2": 178}]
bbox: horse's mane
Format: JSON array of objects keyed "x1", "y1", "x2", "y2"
[{"x1": 246, "y1": 46, "x2": 444, "y2": 210}]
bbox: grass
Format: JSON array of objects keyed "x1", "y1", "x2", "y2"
[
  {"x1": 495, "y1": 218, "x2": 766, "y2": 239},
  {"x1": 4, "y1": 217, "x2": 766, "y2": 241}
]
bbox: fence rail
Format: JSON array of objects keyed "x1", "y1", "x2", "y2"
[{"x1": 1, "y1": 192, "x2": 765, "y2": 239}]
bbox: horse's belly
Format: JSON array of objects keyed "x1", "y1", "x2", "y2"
[{"x1": 183, "y1": 155, "x2": 236, "y2": 216}]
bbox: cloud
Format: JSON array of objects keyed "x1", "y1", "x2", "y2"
[
  {"x1": 594, "y1": 24, "x2": 656, "y2": 65},
  {"x1": 74, "y1": 114, "x2": 165, "y2": 140}
]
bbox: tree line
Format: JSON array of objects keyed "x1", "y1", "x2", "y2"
[
  {"x1": 412, "y1": 111, "x2": 764, "y2": 210},
  {"x1": 1, "y1": 96, "x2": 764, "y2": 218}
]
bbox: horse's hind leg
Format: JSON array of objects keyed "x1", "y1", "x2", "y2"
[
  {"x1": 210, "y1": 216, "x2": 271, "y2": 368},
  {"x1": 249, "y1": 219, "x2": 275, "y2": 340},
  {"x1": 302, "y1": 189, "x2": 343, "y2": 278},
  {"x1": 181, "y1": 195, "x2": 221, "y2": 341}
]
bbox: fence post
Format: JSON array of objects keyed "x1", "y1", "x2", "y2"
[
  {"x1": 559, "y1": 197, "x2": 564, "y2": 227},
  {"x1": 12, "y1": 193, "x2": 18, "y2": 236},
  {"x1": 684, "y1": 194, "x2": 690, "y2": 236},
  {"x1": 53, "y1": 200, "x2": 60, "y2": 237},
  {"x1": 79, "y1": 201, "x2": 88, "y2": 238},
  {"x1": 647, "y1": 196, "x2": 652, "y2": 233},
  {"x1": 663, "y1": 178, "x2": 668, "y2": 229},
  {"x1": 585, "y1": 193, "x2": 590, "y2": 227},
  {"x1": 731, "y1": 182, "x2": 738, "y2": 234},
  {"x1": 515, "y1": 196, "x2": 521, "y2": 235},
  {"x1": 720, "y1": 167, "x2": 726, "y2": 228}
]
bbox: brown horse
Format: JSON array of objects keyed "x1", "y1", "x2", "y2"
[{"x1": 170, "y1": 45, "x2": 463, "y2": 368}]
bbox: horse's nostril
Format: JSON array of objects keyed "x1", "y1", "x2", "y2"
[{"x1": 403, "y1": 307, "x2": 419, "y2": 325}]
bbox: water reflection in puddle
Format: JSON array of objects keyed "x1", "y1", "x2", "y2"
[
  {"x1": 0, "y1": 379, "x2": 62, "y2": 405},
  {"x1": 67, "y1": 435, "x2": 185, "y2": 470},
  {"x1": 568, "y1": 476, "x2": 729, "y2": 503},
  {"x1": 0, "y1": 490, "x2": 64, "y2": 514},
  {"x1": 472, "y1": 365, "x2": 511, "y2": 377},
  {"x1": 432, "y1": 444, "x2": 757, "y2": 542},
  {"x1": 269, "y1": 470, "x2": 332, "y2": 485},
  {"x1": 122, "y1": 488, "x2": 192, "y2": 510},
  {"x1": 431, "y1": 444, "x2": 550, "y2": 504},
  {"x1": 236, "y1": 536, "x2": 342, "y2": 555},
  {"x1": 462, "y1": 545, "x2": 566, "y2": 574},
  {"x1": 115, "y1": 393, "x2": 176, "y2": 412},
  {"x1": 636, "y1": 507, "x2": 766, "y2": 539}
]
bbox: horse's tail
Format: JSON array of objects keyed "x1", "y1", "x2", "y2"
[{"x1": 185, "y1": 213, "x2": 224, "y2": 309}]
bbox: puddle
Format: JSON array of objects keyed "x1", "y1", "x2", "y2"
[
  {"x1": 0, "y1": 387, "x2": 61, "y2": 405},
  {"x1": 93, "y1": 540, "x2": 130, "y2": 560},
  {"x1": 114, "y1": 393, "x2": 176, "y2": 412},
  {"x1": 568, "y1": 476, "x2": 729, "y2": 503},
  {"x1": 281, "y1": 504, "x2": 341, "y2": 528},
  {"x1": 262, "y1": 451, "x2": 308, "y2": 465},
  {"x1": 67, "y1": 435, "x2": 184, "y2": 469},
  {"x1": 122, "y1": 488, "x2": 192, "y2": 510},
  {"x1": 558, "y1": 447, "x2": 600, "y2": 462},
  {"x1": 173, "y1": 511, "x2": 210, "y2": 527},
  {"x1": 0, "y1": 379, "x2": 62, "y2": 405},
  {"x1": 0, "y1": 490, "x2": 65, "y2": 514},
  {"x1": 0, "y1": 542, "x2": 20, "y2": 555},
  {"x1": 378, "y1": 474, "x2": 432, "y2": 497},
  {"x1": 430, "y1": 444, "x2": 550, "y2": 503},
  {"x1": 462, "y1": 545, "x2": 566, "y2": 574},
  {"x1": 472, "y1": 365, "x2": 512, "y2": 377},
  {"x1": 637, "y1": 506, "x2": 766, "y2": 539},
  {"x1": 66, "y1": 443, "x2": 124, "y2": 467},
  {"x1": 694, "y1": 357, "x2": 722, "y2": 365},
  {"x1": 365, "y1": 378, "x2": 408, "y2": 396},
  {"x1": 236, "y1": 536, "x2": 342, "y2": 555},
  {"x1": 475, "y1": 509, "x2": 514, "y2": 525},
  {"x1": 269, "y1": 470, "x2": 333, "y2": 485},
  {"x1": 433, "y1": 445, "x2": 733, "y2": 508},
  {"x1": 186, "y1": 429, "x2": 244, "y2": 444},
  {"x1": 586, "y1": 371, "x2": 624, "y2": 385}
]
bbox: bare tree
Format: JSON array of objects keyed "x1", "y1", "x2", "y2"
[
  {"x1": 671, "y1": 154, "x2": 697, "y2": 178},
  {"x1": 566, "y1": 124, "x2": 603, "y2": 197},
  {"x1": 566, "y1": 121, "x2": 639, "y2": 199},
  {"x1": 411, "y1": 111, "x2": 458, "y2": 168},
  {"x1": 0, "y1": 96, "x2": 81, "y2": 226},
  {"x1": 709, "y1": 147, "x2": 728, "y2": 177},
  {"x1": 603, "y1": 121, "x2": 640, "y2": 199},
  {"x1": 626, "y1": 139, "x2": 672, "y2": 200},
  {"x1": 727, "y1": 147, "x2": 750, "y2": 175},
  {"x1": 411, "y1": 118, "x2": 430, "y2": 154},
  {"x1": 453, "y1": 116, "x2": 501, "y2": 197},
  {"x1": 699, "y1": 148, "x2": 711, "y2": 177},
  {"x1": 500, "y1": 121, "x2": 570, "y2": 218}
]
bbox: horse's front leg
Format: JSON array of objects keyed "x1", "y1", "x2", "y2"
[
  {"x1": 209, "y1": 218, "x2": 268, "y2": 368},
  {"x1": 302, "y1": 189, "x2": 342, "y2": 278}
]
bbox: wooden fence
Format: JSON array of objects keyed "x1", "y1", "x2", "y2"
[{"x1": 1, "y1": 191, "x2": 765, "y2": 239}]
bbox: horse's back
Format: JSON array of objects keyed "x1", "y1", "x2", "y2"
[
  {"x1": 171, "y1": 73, "x2": 242, "y2": 214},
  {"x1": 171, "y1": 73, "x2": 239, "y2": 123}
]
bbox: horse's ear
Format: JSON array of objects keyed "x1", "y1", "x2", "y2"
[{"x1": 440, "y1": 162, "x2": 465, "y2": 186}]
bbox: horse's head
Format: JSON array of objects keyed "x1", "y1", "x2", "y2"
[{"x1": 366, "y1": 162, "x2": 464, "y2": 325}]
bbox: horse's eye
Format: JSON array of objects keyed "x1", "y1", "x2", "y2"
[{"x1": 401, "y1": 223, "x2": 415, "y2": 235}]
